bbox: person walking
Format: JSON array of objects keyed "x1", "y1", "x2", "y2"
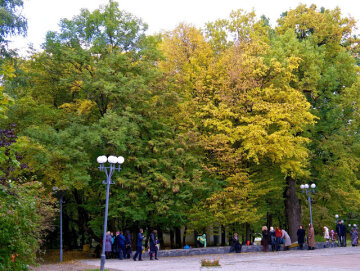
[
  {"x1": 308, "y1": 224, "x2": 316, "y2": 250},
  {"x1": 230, "y1": 233, "x2": 241, "y2": 253},
  {"x1": 116, "y1": 231, "x2": 126, "y2": 260},
  {"x1": 133, "y1": 228, "x2": 145, "y2": 261},
  {"x1": 323, "y1": 226, "x2": 330, "y2": 242},
  {"x1": 262, "y1": 226, "x2": 269, "y2": 252},
  {"x1": 105, "y1": 231, "x2": 112, "y2": 259},
  {"x1": 297, "y1": 225, "x2": 306, "y2": 250},
  {"x1": 336, "y1": 220, "x2": 346, "y2": 247},
  {"x1": 275, "y1": 227, "x2": 282, "y2": 251},
  {"x1": 269, "y1": 227, "x2": 276, "y2": 252},
  {"x1": 351, "y1": 227, "x2": 358, "y2": 247},
  {"x1": 149, "y1": 229, "x2": 159, "y2": 260},
  {"x1": 281, "y1": 229, "x2": 292, "y2": 250}
]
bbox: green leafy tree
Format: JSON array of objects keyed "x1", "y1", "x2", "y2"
[{"x1": 276, "y1": 4, "x2": 360, "y2": 232}]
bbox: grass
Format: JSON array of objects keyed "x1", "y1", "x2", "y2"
[{"x1": 36, "y1": 249, "x2": 93, "y2": 264}]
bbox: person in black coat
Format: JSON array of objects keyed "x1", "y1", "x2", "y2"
[
  {"x1": 230, "y1": 233, "x2": 242, "y2": 253},
  {"x1": 125, "y1": 230, "x2": 132, "y2": 259},
  {"x1": 262, "y1": 226, "x2": 269, "y2": 252},
  {"x1": 341, "y1": 222, "x2": 346, "y2": 247},
  {"x1": 149, "y1": 229, "x2": 158, "y2": 260},
  {"x1": 133, "y1": 228, "x2": 145, "y2": 261},
  {"x1": 336, "y1": 221, "x2": 346, "y2": 247},
  {"x1": 297, "y1": 225, "x2": 306, "y2": 250}
]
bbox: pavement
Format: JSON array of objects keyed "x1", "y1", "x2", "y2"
[{"x1": 80, "y1": 246, "x2": 360, "y2": 271}]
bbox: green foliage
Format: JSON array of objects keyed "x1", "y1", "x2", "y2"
[
  {"x1": 0, "y1": 0, "x2": 27, "y2": 56},
  {"x1": 0, "y1": 182, "x2": 56, "y2": 270},
  {"x1": 2, "y1": 0, "x2": 360, "y2": 255}
]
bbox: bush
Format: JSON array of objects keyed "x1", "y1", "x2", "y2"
[
  {"x1": 0, "y1": 181, "x2": 56, "y2": 270},
  {"x1": 201, "y1": 258, "x2": 221, "y2": 267}
]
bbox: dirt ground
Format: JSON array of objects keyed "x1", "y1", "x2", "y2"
[{"x1": 30, "y1": 260, "x2": 119, "y2": 271}]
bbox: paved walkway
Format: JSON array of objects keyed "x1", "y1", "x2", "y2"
[{"x1": 81, "y1": 246, "x2": 360, "y2": 271}]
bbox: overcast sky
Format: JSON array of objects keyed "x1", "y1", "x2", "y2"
[{"x1": 8, "y1": 0, "x2": 360, "y2": 55}]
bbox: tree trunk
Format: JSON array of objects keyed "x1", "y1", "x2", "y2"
[
  {"x1": 284, "y1": 176, "x2": 302, "y2": 242},
  {"x1": 175, "y1": 227, "x2": 181, "y2": 248},
  {"x1": 245, "y1": 223, "x2": 250, "y2": 243},
  {"x1": 182, "y1": 226, "x2": 187, "y2": 246},
  {"x1": 267, "y1": 213, "x2": 272, "y2": 230},
  {"x1": 221, "y1": 225, "x2": 226, "y2": 246},
  {"x1": 170, "y1": 229, "x2": 175, "y2": 249},
  {"x1": 157, "y1": 228, "x2": 164, "y2": 249}
]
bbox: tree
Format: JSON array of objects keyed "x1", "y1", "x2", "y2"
[
  {"x1": 159, "y1": 13, "x2": 316, "y2": 241},
  {"x1": 276, "y1": 4, "x2": 360, "y2": 232},
  {"x1": 0, "y1": 126, "x2": 56, "y2": 271},
  {"x1": 0, "y1": 0, "x2": 27, "y2": 56},
  {"x1": 3, "y1": 1, "x2": 213, "y2": 249}
]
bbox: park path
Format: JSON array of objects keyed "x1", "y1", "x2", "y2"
[{"x1": 80, "y1": 246, "x2": 360, "y2": 271}]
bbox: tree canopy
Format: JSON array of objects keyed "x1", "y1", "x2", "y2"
[{"x1": 2, "y1": 2, "x2": 360, "y2": 268}]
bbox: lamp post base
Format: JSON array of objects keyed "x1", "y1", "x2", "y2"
[{"x1": 100, "y1": 255, "x2": 106, "y2": 271}]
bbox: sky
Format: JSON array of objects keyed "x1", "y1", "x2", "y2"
[{"x1": 8, "y1": 0, "x2": 360, "y2": 55}]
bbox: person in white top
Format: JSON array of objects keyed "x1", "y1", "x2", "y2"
[{"x1": 323, "y1": 226, "x2": 330, "y2": 242}]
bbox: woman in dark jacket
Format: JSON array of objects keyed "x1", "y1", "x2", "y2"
[
  {"x1": 297, "y1": 225, "x2": 306, "y2": 250},
  {"x1": 230, "y1": 232, "x2": 242, "y2": 253},
  {"x1": 262, "y1": 226, "x2": 269, "y2": 252}
]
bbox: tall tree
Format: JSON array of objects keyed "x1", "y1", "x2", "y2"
[{"x1": 276, "y1": 4, "x2": 360, "y2": 232}]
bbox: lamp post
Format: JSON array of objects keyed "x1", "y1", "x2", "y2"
[
  {"x1": 300, "y1": 183, "x2": 316, "y2": 225},
  {"x1": 97, "y1": 155, "x2": 124, "y2": 271},
  {"x1": 52, "y1": 187, "x2": 66, "y2": 262}
]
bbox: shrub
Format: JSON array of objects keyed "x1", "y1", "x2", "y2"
[
  {"x1": 201, "y1": 258, "x2": 221, "y2": 267},
  {"x1": 0, "y1": 181, "x2": 56, "y2": 270}
]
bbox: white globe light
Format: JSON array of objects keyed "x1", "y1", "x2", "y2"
[
  {"x1": 304, "y1": 184, "x2": 309, "y2": 189},
  {"x1": 117, "y1": 156, "x2": 125, "y2": 164},
  {"x1": 108, "y1": 155, "x2": 117, "y2": 164},
  {"x1": 97, "y1": 155, "x2": 107, "y2": 164},
  {"x1": 311, "y1": 183, "x2": 316, "y2": 189},
  {"x1": 300, "y1": 184, "x2": 305, "y2": 189},
  {"x1": 335, "y1": 214, "x2": 339, "y2": 218},
  {"x1": 355, "y1": 224, "x2": 357, "y2": 227}
]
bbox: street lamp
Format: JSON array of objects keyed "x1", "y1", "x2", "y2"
[
  {"x1": 97, "y1": 155, "x2": 124, "y2": 271},
  {"x1": 52, "y1": 186, "x2": 67, "y2": 262},
  {"x1": 300, "y1": 183, "x2": 316, "y2": 225}
]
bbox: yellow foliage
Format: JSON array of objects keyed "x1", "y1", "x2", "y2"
[{"x1": 59, "y1": 99, "x2": 96, "y2": 115}]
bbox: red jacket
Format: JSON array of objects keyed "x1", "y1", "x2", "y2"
[{"x1": 275, "y1": 228, "x2": 282, "y2": 237}]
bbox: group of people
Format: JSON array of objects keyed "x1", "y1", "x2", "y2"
[
  {"x1": 333, "y1": 221, "x2": 359, "y2": 247},
  {"x1": 257, "y1": 224, "x2": 316, "y2": 252},
  {"x1": 260, "y1": 221, "x2": 360, "y2": 252},
  {"x1": 98, "y1": 222, "x2": 359, "y2": 261},
  {"x1": 102, "y1": 229, "x2": 160, "y2": 261},
  {"x1": 103, "y1": 230, "x2": 132, "y2": 259},
  {"x1": 261, "y1": 226, "x2": 299, "y2": 251}
]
